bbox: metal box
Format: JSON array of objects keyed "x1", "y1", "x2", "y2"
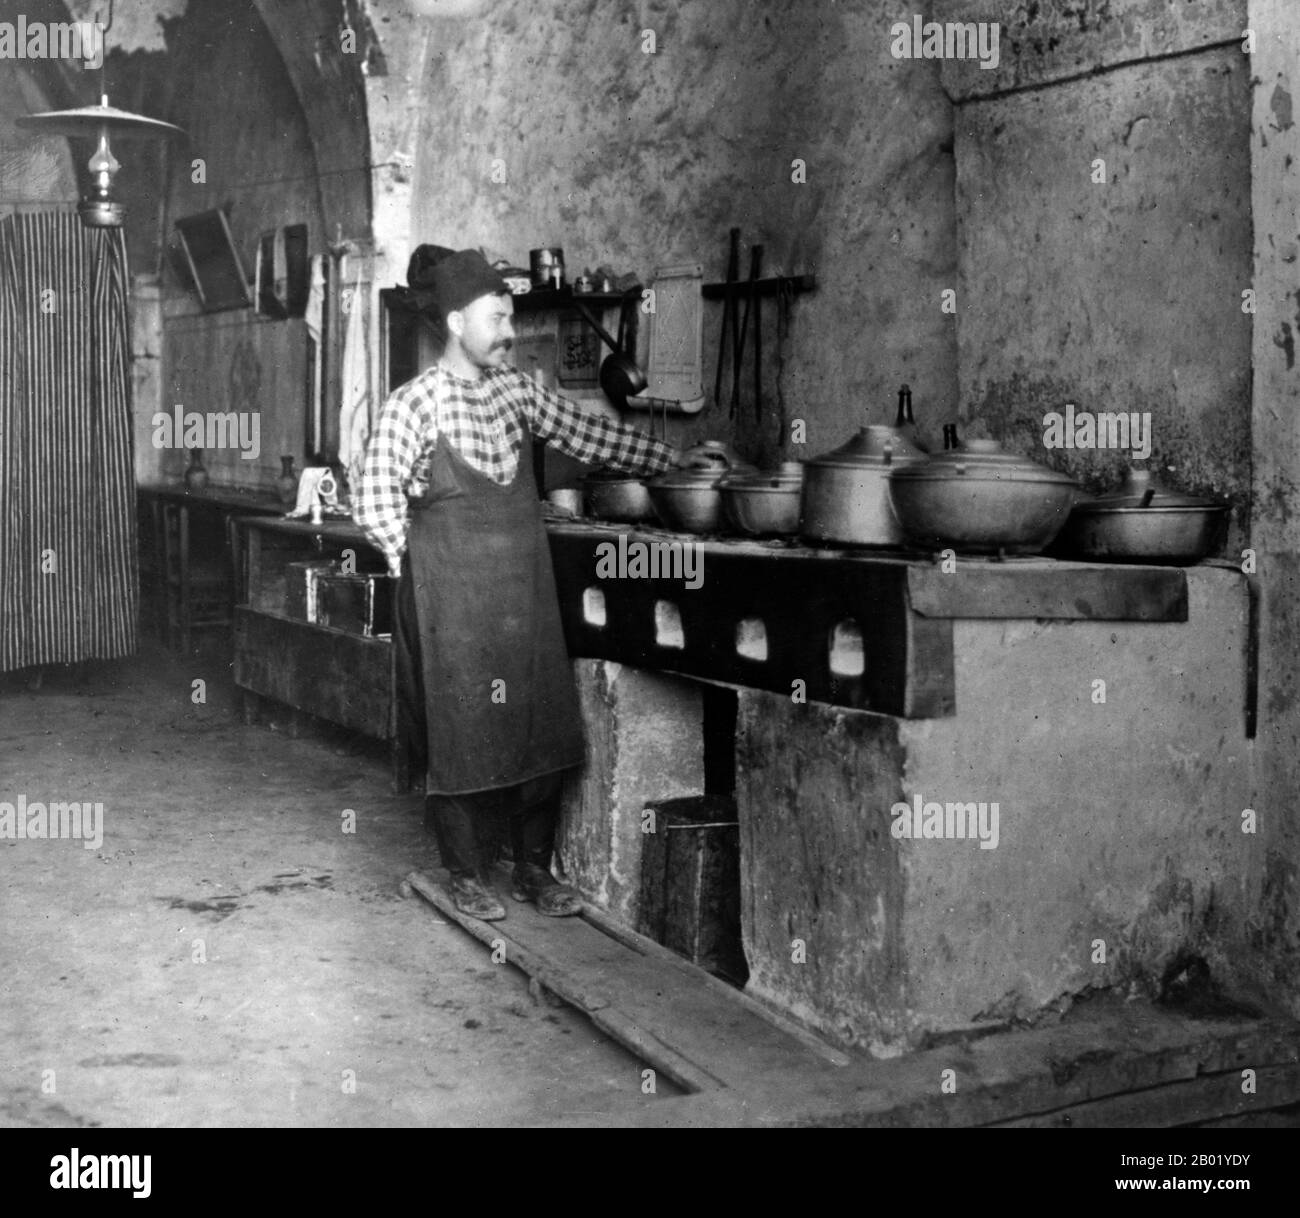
[
  {"x1": 313, "y1": 572, "x2": 394, "y2": 638},
  {"x1": 638, "y1": 795, "x2": 747, "y2": 983}
]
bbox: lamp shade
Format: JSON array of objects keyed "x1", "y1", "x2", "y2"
[
  {"x1": 14, "y1": 99, "x2": 185, "y2": 142},
  {"x1": 15, "y1": 95, "x2": 185, "y2": 227}
]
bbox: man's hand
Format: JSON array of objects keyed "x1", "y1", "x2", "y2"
[{"x1": 387, "y1": 555, "x2": 403, "y2": 579}]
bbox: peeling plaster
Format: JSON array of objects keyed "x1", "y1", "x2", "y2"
[{"x1": 67, "y1": 0, "x2": 188, "y2": 54}]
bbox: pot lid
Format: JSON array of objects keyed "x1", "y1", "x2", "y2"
[
  {"x1": 680, "y1": 439, "x2": 751, "y2": 471},
  {"x1": 720, "y1": 461, "x2": 804, "y2": 489},
  {"x1": 890, "y1": 438, "x2": 1076, "y2": 485},
  {"x1": 1072, "y1": 467, "x2": 1228, "y2": 512},
  {"x1": 649, "y1": 467, "x2": 733, "y2": 489},
  {"x1": 806, "y1": 424, "x2": 928, "y2": 470}
]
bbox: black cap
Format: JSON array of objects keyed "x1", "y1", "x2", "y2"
[{"x1": 429, "y1": 249, "x2": 510, "y2": 320}]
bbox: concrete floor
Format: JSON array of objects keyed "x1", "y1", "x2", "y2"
[{"x1": 0, "y1": 634, "x2": 675, "y2": 1127}]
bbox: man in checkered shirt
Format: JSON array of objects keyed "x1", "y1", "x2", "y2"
[{"x1": 355, "y1": 249, "x2": 680, "y2": 921}]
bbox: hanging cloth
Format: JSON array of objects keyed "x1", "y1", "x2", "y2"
[
  {"x1": 0, "y1": 211, "x2": 137, "y2": 671},
  {"x1": 338, "y1": 263, "x2": 370, "y2": 494},
  {"x1": 303, "y1": 253, "x2": 326, "y2": 451}
]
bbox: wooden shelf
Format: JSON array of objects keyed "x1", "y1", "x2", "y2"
[
  {"x1": 510, "y1": 286, "x2": 641, "y2": 312},
  {"x1": 700, "y1": 273, "x2": 816, "y2": 300},
  {"x1": 232, "y1": 516, "x2": 415, "y2": 792},
  {"x1": 382, "y1": 284, "x2": 639, "y2": 315}
]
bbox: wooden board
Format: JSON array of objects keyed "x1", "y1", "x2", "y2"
[
  {"x1": 233, "y1": 606, "x2": 392, "y2": 737},
  {"x1": 992, "y1": 1063, "x2": 1300, "y2": 1128},
  {"x1": 560, "y1": 1004, "x2": 1300, "y2": 1128},
  {"x1": 400, "y1": 868, "x2": 848, "y2": 1095},
  {"x1": 547, "y1": 528, "x2": 955, "y2": 717},
  {"x1": 406, "y1": 868, "x2": 1300, "y2": 1128}
]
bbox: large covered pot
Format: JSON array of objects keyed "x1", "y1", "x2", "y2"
[
  {"x1": 887, "y1": 437, "x2": 1079, "y2": 554},
  {"x1": 1057, "y1": 467, "x2": 1229, "y2": 564},
  {"x1": 800, "y1": 423, "x2": 929, "y2": 546}
]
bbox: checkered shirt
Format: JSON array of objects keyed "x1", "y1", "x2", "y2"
[{"x1": 354, "y1": 363, "x2": 677, "y2": 568}]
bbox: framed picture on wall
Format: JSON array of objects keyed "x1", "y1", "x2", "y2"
[
  {"x1": 173, "y1": 209, "x2": 252, "y2": 313},
  {"x1": 556, "y1": 311, "x2": 602, "y2": 388}
]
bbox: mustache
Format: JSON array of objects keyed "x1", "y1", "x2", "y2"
[{"x1": 493, "y1": 340, "x2": 513, "y2": 353}]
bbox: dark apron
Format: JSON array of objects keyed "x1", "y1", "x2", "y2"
[{"x1": 405, "y1": 431, "x2": 585, "y2": 795}]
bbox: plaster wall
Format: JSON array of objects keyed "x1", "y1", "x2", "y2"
[
  {"x1": 946, "y1": 5, "x2": 1252, "y2": 527},
  {"x1": 1248, "y1": 0, "x2": 1300, "y2": 1014},
  {"x1": 736, "y1": 568, "x2": 1258, "y2": 1054},
  {"x1": 402, "y1": 0, "x2": 959, "y2": 465}
]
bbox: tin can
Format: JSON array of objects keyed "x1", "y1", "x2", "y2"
[{"x1": 529, "y1": 247, "x2": 564, "y2": 289}]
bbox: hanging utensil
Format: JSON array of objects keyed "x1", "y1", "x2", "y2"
[
  {"x1": 732, "y1": 246, "x2": 761, "y2": 419},
  {"x1": 752, "y1": 245, "x2": 765, "y2": 423},
  {"x1": 571, "y1": 291, "x2": 647, "y2": 404},
  {"x1": 776, "y1": 274, "x2": 792, "y2": 447},
  {"x1": 714, "y1": 228, "x2": 739, "y2": 409}
]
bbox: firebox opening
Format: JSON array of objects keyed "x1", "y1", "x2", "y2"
[
  {"x1": 830, "y1": 620, "x2": 865, "y2": 677},
  {"x1": 736, "y1": 618, "x2": 768, "y2": 662},
  {"x1": 581, "y1": 586, "x2": 606, "y2": 628},
  {"x1": 654, "y1": 600, "x2": 685, "y2": 649}
]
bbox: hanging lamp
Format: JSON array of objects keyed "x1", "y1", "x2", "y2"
[{"x1": 13, "y1": 2, "x2": 185, "y2": 228}]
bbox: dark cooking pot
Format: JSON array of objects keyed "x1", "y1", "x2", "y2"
[
  {"x1": 1057, "y1": 466, "x2": 1229, "y2": 564},
  {"x1": 647, "y1": 467, "x2": 728, "y2": 534},
  {"x1": 888, "y1": 434, "x2": 1079, "y2": 554},
  {"x1": 583, "y1": 468, "x2": 655, "y2": 522},
  {"x1": 800, "y1": 387, "x2": 929, "y2": 547}
]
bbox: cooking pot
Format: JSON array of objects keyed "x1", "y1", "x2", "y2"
[
  {"x1": 1057, "y1": 466, "x2": 1229, "y2": 564},
  {"x1": 582, "y1": 468, "x2": 656, "y2": 522},
  {"x1": 647, "y1": 443, "x2": 756, "y2": 534},
  {"x1": 647, "y1": 468, "x2": 728, "y2": 533},
  {"x1": 546, "y1": 487, "x2": 584, "y2": 516},
  {"x1": 720, "y1": 463, "x2": 803, "y2": 536},
  {"x1": 800, "y1": 388, "x2": 929, "y2": 546},
  {"x1": 888, "y1": 435, "x2": 1079, "y2": 554}
]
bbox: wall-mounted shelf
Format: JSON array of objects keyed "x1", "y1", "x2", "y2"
[
  {"x1": 700, "y1": 273, "x2": 816, "y2": 300},
  {"x1": 510, "y1": 287, "x2": 641, "y2": 313}
]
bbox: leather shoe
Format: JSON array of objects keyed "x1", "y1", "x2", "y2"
[
  {"x1": 449, "y1": 873, "x2": 506, "y2": 921},
  {"x1": 511, "y1": 863, "x2": 583, "y2": 917}
]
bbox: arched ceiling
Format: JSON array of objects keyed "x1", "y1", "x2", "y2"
[{"x1": 3, "y1": 0, "x2": 377, "y2": 241}]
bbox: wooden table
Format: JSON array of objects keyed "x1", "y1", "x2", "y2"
[
  {"x1": 137, "y1": 484, "x2": 284, "y2": 651},
  {"x1": 232, "y1": 515, "x2": 416, "y2": 792}
]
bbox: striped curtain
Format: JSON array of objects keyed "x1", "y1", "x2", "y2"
[{"x1": 0, "y1": 212, "x2": 137, "y2": 671}]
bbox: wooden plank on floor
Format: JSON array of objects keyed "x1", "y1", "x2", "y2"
[
  {"x1": 992, "y1": 1063, "x2": 1300, "y2": 1128},
  {"x1": 401, "y1": 869, "x2": 846, "y2": 1094},
  {"x1": 547, "y1": 1003, "x2": 1300, "y2": 1128},
  {"x1": 404, "y1": 870, "x2": 1300, "y2": 1128}
]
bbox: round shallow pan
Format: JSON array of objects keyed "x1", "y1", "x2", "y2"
[{"x1": 1059, "y1": 468, "x2": 1229, "y2": 564}]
